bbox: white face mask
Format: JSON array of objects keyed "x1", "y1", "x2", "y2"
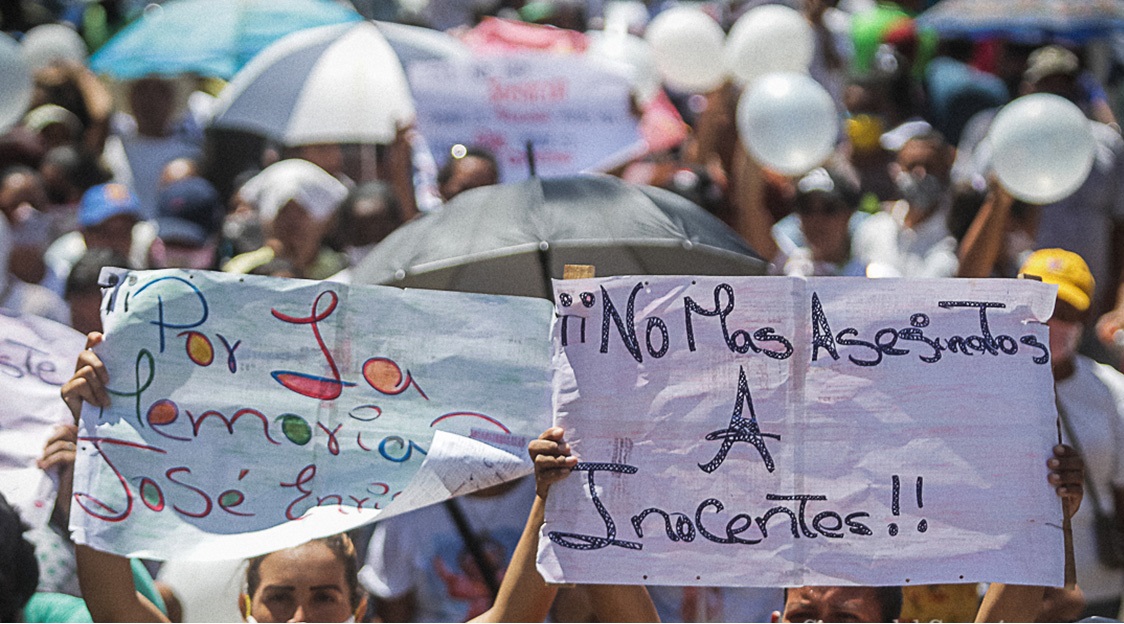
[
  {"x1": 894, "y1": 169, "x2": 945, "y2": 213},
  {"x1": 1048, "y1": 319, "x2": 1083, "y2": 364}
]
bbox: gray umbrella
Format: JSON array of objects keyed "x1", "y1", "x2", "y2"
[{"x1": 350, "y1": 174, "x2": 765, "y2": 298}]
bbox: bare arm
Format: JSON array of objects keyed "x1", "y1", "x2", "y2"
[
  {"x1": 730, "y1": 143, "x2": 779, "y2": 263},
  {"x1": 69, "y1": 62, "x2": 114, "y2": 157},
  {"x1": 62, "y1": 331, "x2": 164, "y2": 622},
  {"x1": 587, "y1": 584, "x2": 660, "y2": 623},
  {"x1": 471, "y1": 428, "x2": 575, "y2": 623},
  {"x1": 76, "y1": 545, "x2": 169, "y2": 623},
  {"x1": 955, "y1": 183, "x2": 1013, "y2": 278}
]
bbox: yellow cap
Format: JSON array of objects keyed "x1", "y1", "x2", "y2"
[{"x1": 1019, "y1": 248, "x2": 1095, "y2": 312}]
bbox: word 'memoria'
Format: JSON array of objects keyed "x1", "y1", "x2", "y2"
[
  {"x1": 540, "y1": 276, "x2": 1061, "y2": 588},
  {"x1": 70, "y1": 270, "x2": 553, "y2": 561}
]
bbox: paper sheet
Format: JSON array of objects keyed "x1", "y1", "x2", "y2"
[
  {"x1": 539, "y1": 276, "x2": 1062, "y2": 588},
  {"x1": 70, "y1": 269, "x2": 552, "y2": 560}
]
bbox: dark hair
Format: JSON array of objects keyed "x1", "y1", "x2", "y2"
[
  {"x1": 245, "y1": 534, "x2": 362, "y2": 610},
  {"x1": 328, "y1": 181, "x2": 402, "y2": 250},
  {"x1": 783, "y1": 586, "x2": 904, "y2": 623},
  {"x1": 65, "y1": 248, "x2": 130, "y2": 299},
  {"x1": 0, "y1": 491, "x2": 40, "y2": 622},
  {"x1": 42, "y1": 146, "x2": 112, "y2": 193},
  {"x1": 437, "y1": 146, "x2": 499, "y2": 189}
]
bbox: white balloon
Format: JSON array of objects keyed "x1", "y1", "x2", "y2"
[
  {"x1": 725, "y1": 5, "x2": 813, "y2": 86},
  {"x1": 21, "y1": 24, "x2": 87, "y2": 71},
  {"x1": 644, "y1": 7, "x2": 726, "y2": 94},
  {"x1": 988, "y1": 93, "x2": 1096, "y2": 204},
  {"x1": 587, "y1": 29, "x2": 660, "y2": 104},
  {"x1": 737, "y1": 72, "x2": 838, "y2": 176},
  {"x1": 0, "y1": 34, "x2": 32, "y2": 133}
]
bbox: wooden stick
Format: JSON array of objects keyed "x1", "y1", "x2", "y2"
[
  {"x1": 563, "y1": 264, "x2": 595, "y2": 280},
  {"x1": 1057, "y1": 416, "x2": 1077, "y2": 590}
]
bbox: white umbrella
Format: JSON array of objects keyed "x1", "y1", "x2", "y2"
[{"x1": 210, "y1": 21, "x2": 415, "y2": 145}]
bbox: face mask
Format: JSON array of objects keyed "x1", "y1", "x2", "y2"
[
  {"x1": 894, "y1": 170, "x2": 945, "y2": 213},
  {"x1": 1048, "y1": 320, "x2": 1083, "y2": 364}
]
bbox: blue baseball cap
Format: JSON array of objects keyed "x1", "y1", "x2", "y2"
[
  {"x1": 78, "y1": 183, "x2": 142, "y2": 229},
  {"x1": 156, "y1": 177, "x2": 222, "y2": 235}
]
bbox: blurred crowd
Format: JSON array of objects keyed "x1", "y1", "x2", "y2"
[{"x1": 3, "y1": 0, "x2": 1124, "y2": 622}]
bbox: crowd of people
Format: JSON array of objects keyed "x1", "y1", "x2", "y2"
[{"x1": 3, "y1": 0, "x2": 1124, "y2": 621}]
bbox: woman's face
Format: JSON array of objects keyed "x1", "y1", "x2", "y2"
[{"x1": 247, "y1": 542, "x2": 353, "y2": 623}]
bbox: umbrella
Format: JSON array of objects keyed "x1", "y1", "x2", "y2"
[
  {"x1": 88, "y1": 0, "x2": 361, "y2": 80},
  {"x1": 350, "y1": 174, "x2": 766, "y2": 299},
  {"x1": 210, "y1": 21, "x2": 415, "y2": 145},
  {"x1": 916, "y1": 0, "x2": 1124, "y2": 42},
  {"x1": 374, "y1": 20, "x2": 471, "y2": 70}
]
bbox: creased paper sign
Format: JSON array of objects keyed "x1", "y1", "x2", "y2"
[
  {"x1": 409, "y1": 53, "x2": 644, "y2": 182},
  {"x1": 0, "y1": 311, "x2": 85, "y2": 527},
  {"x1": 539, "y1": 276, "x2": 1061, "y2": 588},
  {"x1": 71, "y1": 269, "x2": 552, "y2": 560}
]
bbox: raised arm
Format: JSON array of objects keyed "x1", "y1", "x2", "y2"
[
  {"x1": 955, "y1": 182, "x2": 1014, "y2": 278},
  {"x1": 61, "y1": 333, "x2": 168, "y2": 623},
  {"x1": 60, "y1": 332, "x2": 109, "y2": 422},
  {"x1": 975, "y1": 444, "x2": 1084, "y2": 622},
  {"x1": 471, "y1": 427, "x2": 575, "y2": 623}
]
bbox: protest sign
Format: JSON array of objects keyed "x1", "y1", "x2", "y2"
[
  {"x1": 0, "y1": 311, "x2": 85, "y2": 527},
  {"x1": 539, "y1": 276, "x2": 1062, "y2": 587},
  {"x1": 70, "y1": 269, "x2": 553, "y2": 560},
  {"x1": 408, "y1": 53, "x2": 644, "y2": 182}
]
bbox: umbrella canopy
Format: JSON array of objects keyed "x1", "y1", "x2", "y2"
[
  {"x1": 351, "y1": 174, "x2": 765, "y2": 299},
  {"x1": 210, "y1": 21, "x2": 415, "y2": 145},
  {"x1": 88, "y1": 0, "x2": 361, "y2": 80},
  {"x1": 374, "y1": 20, "x2": 471, "y2": 69},
  {"x1": 916, "y1": 0, "x2": 1124, "y2": 42}
]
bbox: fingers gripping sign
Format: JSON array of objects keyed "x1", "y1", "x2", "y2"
[
  {"x1": 530, "y1": 427, "x2": 578, "y2": 499},
  {"x1": 61, "y1": 332, "x2": 109, "y2": 423}
]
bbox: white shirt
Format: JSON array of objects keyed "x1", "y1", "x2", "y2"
[{"x1": 852, "y1": 201, "x2": 959, "y2": 278}]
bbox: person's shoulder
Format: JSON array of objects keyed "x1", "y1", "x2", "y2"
[{"x1": 1083, "y1": 355, "x2": 1124, "y2": 391}]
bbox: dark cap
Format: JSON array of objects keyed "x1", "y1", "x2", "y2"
[{"x1": 156, "y1": 177, "x2": 222, "y2": 236}]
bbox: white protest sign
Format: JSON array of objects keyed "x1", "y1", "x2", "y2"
[
  {"x1": 539, "y1": 276, "x2": 1062, "y2": 587},
  {"x1": 0, "y1": 311, "x2": 85, "y2": 527},
  {"x1": 71, "y1": 269, "x2": 552, "y2": 560},
  {"x1": 408, "y1": 53, "x2": 644, "y2": 182}
]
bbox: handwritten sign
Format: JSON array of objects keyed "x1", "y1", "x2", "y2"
[
  {"x1": 408, "y1": 53, "x2": 644, "y2": 182},
  {"x1": 538, "y1": 276, "x2": 1062, "y2": 587},
  {"x1": 70, "y1": 269, "x2": 552, "y2": 560},
  {"x1": 0, "y1": 311, "x2": 85, "y2": 527}
]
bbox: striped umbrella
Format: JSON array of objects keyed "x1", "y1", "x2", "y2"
[{"x1": 210, "y1": 21, "x2": 415, "y2": 146}]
